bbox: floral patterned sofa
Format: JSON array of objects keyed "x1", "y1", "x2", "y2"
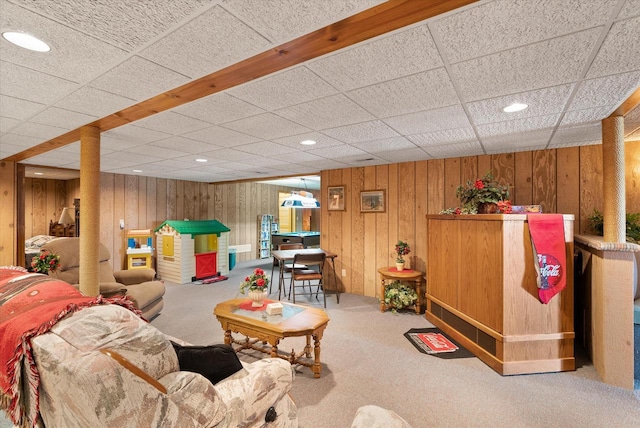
[{"x1": 0, "y1": 267, "x2": 297, "y2": 427}]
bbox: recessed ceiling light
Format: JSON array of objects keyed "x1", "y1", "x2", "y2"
[
  {"x1": 33, "y1": 172, "x2": 44, "y2": 176},
  {"x1": 132, "y1": 169, "x2": 142, "y2": 173},
  {"x1": 2, "y1": 31, "x2": 50, "y2": 52},
  {"x1": 195, "y1": 158, "x2": 208, "y2": 163},
  {"x1": 503, "y1": 103, "x2": 528, "y2": 113},
  {"x1": 300, "y1": 140, "x2": 317, "y2": 146}
]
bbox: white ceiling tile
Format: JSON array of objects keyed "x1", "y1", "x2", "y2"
[
  {"x1": 467, "y1": 85, "x2": 574, "y2": 125},
  {"x1": 124, "y1": 144, "x2": 188, "y2": 160},
  {"x1": 10, "y1": 121, "x2": 68, "y2": 141},
  {"x1": 618, "y1": 0, "x2": 640, "y2": 19},
  {"x1": 587, "y1": 16, "x2": 640, "y2": 78},
  {"x1": 308, "y1": 23, "x2": 443, "y2": 91},
  {"x1": 0, "y1": 117, "x2": 20, "y2": 134},
  {"x1": 134, "y1": 111, "x2": 211, "y2": 135},
  {"x1": 277, "y1": 94, "x2": 374, "y2": 130},
  {"x1": 146, "y1": 158, "x2": 201, "y2": 171},
  {"x1": 89, "y1": 56, "x2": 191, "y2": 101},
  {"x1": 423, "y1": 141, "x2": 484, "y2": 159},
  {"x1": 272, "y1": 132, "x2": 344, "y2": 150},
  {"x1": 322, "y1": 120, "x2": 399, "y2": 144},
  {"x1": 181, "y1": 126, "x2": 261, "y2": 147},
  {"x1": 375, "y1": 147, "x2": 431, "y2": 163},
  {"x1": 432, "y1": 0, "x2": 614, "y2": 64},
  {"x1": 451, "y1": 28, "x2": 601, "y2": 102},
  {"x1": 297, "y1": 158, "x2": 349, "y2": 170},
  {"x1": 103, "y1": 126, "x2": 171, "y2": 145},
  {"x1": 561, "y1": 107, "x2": 614, "y2": 126},
  {"x1": 229, "y1": 66, "x2": 338, "y2": 110},
  {"x1": 550, "y1": 123, "x2": 602, "y2": 147},
  {"x1": 55, "y1": 87, "x2": 135, "y2": 117},
  {"x1": 571, "y1": 71, "x2": 640, "y2": 112},
  {"x1": 221, "y1": 0, "x2": 383, "y2": 44},
  {"x1": 267, "y1": 150, "x2": 325, "y2": 164},
  {"x1": 222, "y1": 113, "x2": 311, "y2": 140},
  {"x1": 347, "y1": 68, "x2": 459, "y2": 117},
  {"x1": 174, "y1": 93, "x2": 265, "y2": 125},
  {"x1": 477, "y1": 115, "x2": 558, "y2": 138},
  {"x1": 339, "y1": 156, "x2": 387, "y2": 167},
  {"x1": 0, "y1": 61, "x2": 78, "y2": 104},
  {"x1": 140, "y1": 5, "x2": 272, "y2": 79},
  {"x1": 306, "y1": 143, "x2": 368, "y2": 159},
  {"x1": 150, "y1": 136, "x2": 221, "y2": 154},
  {"x1": 235, "y1": 141, "x2": 295, "y2": 156},
  {"x1": 30, "y1": 107, "x2": 97, "y2": 130},
  {"x1": 0, "y1": 132, "x2": 43, "y2": 148},
  {"x1": 0, "y1": 95, "x2": 44, "y2": 121},
  {"x1": 384, "y1": 105, "x2": 470, "y2": 135},
  {"x1": 408, "y1": 127, "x2": 477, "y2": 147},
  {"x1": 350, "y1": 136, "x2": 417, "y2": 153},
  {"x1": 1, "y1": 2, "x2": 128, "y2": 82},
  {"x1": 198, "y1": 148, "x2": 262, "y2": 163},
  {"x1": 11, "y1": 0, "x2": 210, "y2": 51},
  {"x1": 482, "y1": 129, "x2": 553, "y2": 152}
]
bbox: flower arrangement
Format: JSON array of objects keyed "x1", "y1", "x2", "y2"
[
  {"x1": 441, "y1": 172, "x2": 511, "y2": 214},
  {"x1": 395, "y1": 240, "x2": 410, "y2": 263},
  {"x1": 239, "y1": 268, "x2": 270, "y2": 294},
  {"x1": 383, "y1": 281, "x2": 418, "y2": 313},
  {"x1": 30, "y1": 250, "x2": 60, "y2": 274}
]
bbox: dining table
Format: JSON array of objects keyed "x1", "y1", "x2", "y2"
[{"x1": 270, "y1": 248, "x2": 340, "y2": 304}]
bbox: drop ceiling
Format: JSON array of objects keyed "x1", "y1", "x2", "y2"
[{"x1": 1, "y1": 0, "x2": 639, "y2": 183}]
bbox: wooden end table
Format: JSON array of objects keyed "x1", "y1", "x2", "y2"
[
  {"x1": 214, "y1": 298, "x2": 330, "y2": 378},
  {"x1": 377, "y1": 267, "x2": 425, "y2": 314}
]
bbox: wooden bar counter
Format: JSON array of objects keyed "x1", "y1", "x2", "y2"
[{"x1": 425, "y1": 214, "x2": 575, "y2": 375}]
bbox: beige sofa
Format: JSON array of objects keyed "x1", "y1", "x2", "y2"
[{"x1": 42, "y1": 237, "x2": 165, "y2": 319}]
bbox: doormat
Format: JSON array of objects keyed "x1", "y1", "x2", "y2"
[
  {"x1": 193, "y1": 275, "x2": 228, "y2": 285},
  {"x1": 404, "y1": 328, "x2": 475, "y2": 359}
]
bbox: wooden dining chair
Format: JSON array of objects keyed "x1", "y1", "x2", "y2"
[
  {"x1": 270, "y1": 243, "x2": 306, "y2": 297},
  {"x1": 288, "y1": 251, "x2": 326, "y2": 307}
]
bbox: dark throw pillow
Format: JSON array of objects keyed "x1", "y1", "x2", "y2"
[{"x1": 170, "y1": 341, "x2": 243, "y2": 385}]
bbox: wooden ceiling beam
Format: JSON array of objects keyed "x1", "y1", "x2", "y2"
[
  {"x1": 609, "y1": 86, "x2": 640, "y2": 117},
  {"x1": 4, "y1": 0, "x2": 477, "y2": 162}
]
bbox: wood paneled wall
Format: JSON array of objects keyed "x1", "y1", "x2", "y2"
[
  {"x1": 320, "y1": 143, "x2": 640, "y2": 298},
  {"x1": 17, "y1": 141, "x2": 639, "y2": 284}
]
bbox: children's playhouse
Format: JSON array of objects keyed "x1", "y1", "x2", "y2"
[{"x1": 154, "y1": 220, "x2": 230, "y2": 284}]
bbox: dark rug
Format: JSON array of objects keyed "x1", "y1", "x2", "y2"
[
  {"x1": 193, "y1": 275, "x2": 228, "y2": 284},
  {"x1": 404, "y1": 328, "x2": 475, "y2": 359}
]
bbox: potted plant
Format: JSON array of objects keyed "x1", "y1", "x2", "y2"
[
  {"x1": 30, "y1": 250, "x2": 60, "y2": 274},
  {"x1": 239, "y1": 268, "x2": 270, "y2": 307},
  {"x1": 383, "y1": 281, "x2": 418, "y2": 313},
  {"x1": 394, "y1": 240, "x2": 410, "y2": 271},
  {"x1": 442, "y1": 172, "x2": 511, "y2": 214},
  {"x1": 588, "y1": 209, "x2": 640, "y2": 244}
]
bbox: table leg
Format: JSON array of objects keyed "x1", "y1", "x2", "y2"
[
  {"x1": 380, "y1": 276, "x2": 386, "y2": 312},
  {"x1": 270, "y1": 338, "x2": 280, "y2": 359},
  {"x1": 224, "y1": 330, "x2": 231, "y2": 345},
  {"x1": 312, "y1": 334, "x2": 321, "y2": 379},
  {"x1": 414, "y1": 279, "x2": 421, "y2": 314},
  {"x1": 304, "y1": 334, "x2": 312, "y2": 358}
]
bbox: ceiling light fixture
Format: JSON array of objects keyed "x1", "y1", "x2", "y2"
[
  {"x1": 33, "y1": 172, "x2": 44, "y2": 176},
  {"x1": 300, "y1": 140, "x2": 317, "y2": 146},
  {"x1": 281, "y1": 178, "x2": 320, "y2": 208},
  {"x1": 132, "y1": 169, "x2": 142, "y2": 173},
  {"x1": 503, "y1": 102, "x2": 528, "y2": 113},
  {"x1": 195, "y1": 158, "x2": 208, "y2": 163},
  {"x1": 2, "y1": 31, "x2": 50, "y2": 52}
]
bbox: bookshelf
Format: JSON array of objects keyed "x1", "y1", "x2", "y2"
[{"x1": 257, "y1": 215, "x2": 278, "y2": 259}]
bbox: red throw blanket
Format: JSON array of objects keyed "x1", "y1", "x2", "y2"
[
  {"x1": 0, "y1": 267, "x2": 140, "y2": 427},
  {"x1": 527, "y1": 214, "x2": 567, "y2": 304}
]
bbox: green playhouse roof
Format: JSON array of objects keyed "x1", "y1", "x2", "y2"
[{"x1": 154, "y1": 220, "x2": 230, "y2": 236}]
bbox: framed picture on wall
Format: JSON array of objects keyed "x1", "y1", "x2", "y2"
[
  {"x1": 360, "y1": 190, "x2": 385, "y2": 213},
  {"x1": 328, "y1": 185, "x2": 346, "y2": 211}
]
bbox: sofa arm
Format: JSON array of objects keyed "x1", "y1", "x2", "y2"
[
  {"x1": 214, "y1": 359, "x2": 295, "y2": 426},
  {"x1": 114, "y1": 268, "x2": 156, "y2": 285}
]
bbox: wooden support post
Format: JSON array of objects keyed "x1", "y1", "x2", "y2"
[
  {"x1": 79, "y1": 126, "x2": 101, "y2": 297},
  {"x1": 601, "y1": 116, "x2": 625, "y2": 243}
]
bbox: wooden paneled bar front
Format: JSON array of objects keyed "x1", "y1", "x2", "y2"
[{"x1": 425, "y1": 214, "x2": 575, "y2": 375}]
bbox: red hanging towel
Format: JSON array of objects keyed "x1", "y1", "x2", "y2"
[{"x1": 527, "y1": 214, "x2": 567, "y2": 304}]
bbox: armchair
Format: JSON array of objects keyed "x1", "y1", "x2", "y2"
[{"x1": 42, "y1": 237, "x2": 165, "y2": 319}]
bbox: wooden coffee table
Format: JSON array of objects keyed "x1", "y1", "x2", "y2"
[{"x1": 213, "y1": 298, "x2": 330, "y2": 378}]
